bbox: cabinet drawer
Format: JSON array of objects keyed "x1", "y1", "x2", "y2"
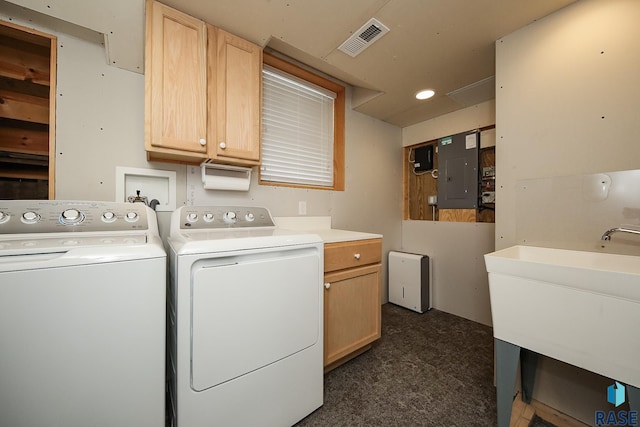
[{"x1": 324, "y1": 239, "x2": 382, "y2": 273}]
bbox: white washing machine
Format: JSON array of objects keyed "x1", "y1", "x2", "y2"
[
  {"x1": 167, "y1": 206, "x2": 323, "y2": 427},
  {"x1": 0, "y1": 200, "x2": 166, "y2": 427}
]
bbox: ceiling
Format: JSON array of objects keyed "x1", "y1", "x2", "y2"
[
  {"x1": 161, "y1": 0, "x2": 576, "y2": 127},
  {"x1": 5, "y1": 0, "x2": 576, "y2": 128}
]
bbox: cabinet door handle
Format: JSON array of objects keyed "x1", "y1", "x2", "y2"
[
  {"x1": 199, "y1": 138, "x2": 206, "y2": 146},
  {"x1": 219, "y1": 141, "x2": 226, "y2": 149},
  {"x1": 324, "y1": 283, "x2": 331, "y2": 289},
  {"x1": 354, "y1": 253, "x2": 361, "y2": 260}
]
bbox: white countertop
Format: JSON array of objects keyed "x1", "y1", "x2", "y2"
[
  {"x1": 302, "y1": 228, "x2": 382, "y2": 244},
  {"x1": 273, "y1": 216, "x2": 382, "y2": 244}
]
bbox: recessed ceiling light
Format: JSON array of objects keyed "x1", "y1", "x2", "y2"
[{"x1": 415, "y1": 89, "x2": 435, "y2": 100}]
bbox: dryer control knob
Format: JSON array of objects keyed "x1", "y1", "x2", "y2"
[
  {"x1": 245, "y1": 212, "x2": 255, "y2": 222},
  {"x1": 0, "y1": 211, "x2": 9, "y2": 224},
  {"x1": 101, "y1": 211, "x2": 116, "y2": 223},
  {"x1": 187, "y1": 213, "x2": 198, "y2": 222},
  {"x1": 223, "y1": 211, "x2": 237, "y2": 224},
  {"x1": 125, "y1": 211, "x2": 139, "y2": 222},
  {"x1": 203, "y1": 213, "x2": 214, "y2": 222}
]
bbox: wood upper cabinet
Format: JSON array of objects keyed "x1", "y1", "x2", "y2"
[
  {"x1": 145, "y1": 0, "x2": 207, "y2": 159},
  {"x1": 208, "y1": 26, "x2": 261, "y2": 164},
  {"x1": 323, "y1": 238, "x2": 382, "y2": 370},
  {"x1": 145, "y1": 0, "x2": 261, "y2": 165}
]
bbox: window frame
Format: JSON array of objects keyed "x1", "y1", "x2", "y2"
[{"x1": 259, "y1": 52, "x2": 345, "y2": 191}]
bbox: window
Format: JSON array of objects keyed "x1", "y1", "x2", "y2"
[{"x1": 260, "y1": 53, "x2": 344, "y2": 190}]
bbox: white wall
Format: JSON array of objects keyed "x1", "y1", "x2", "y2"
[
  {"x1": 403, "y1": 100, "x2": 495, "y2": 147},
  {"x1": 401, "y1": 100, "x2": 496, "y2": 326},
  {"x1": 402, "y1": 221, "x2": 494, "y2": 325},
  {"x1": 4, "y1": 0, "x2": 144, "y2": 72},
  {"x1": 496, "y1": 0, "x2": 640, "y2": 423},
  {"x1": 514, "y1": 170, "x2": 640, "y2": 255},
  {"x1": 496, "y1": 0, "x2": 640, "y2": 250}
]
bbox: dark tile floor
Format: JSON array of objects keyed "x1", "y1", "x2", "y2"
[{"x1": 296, "y1": 303, "x2": 498, "y2": 426}]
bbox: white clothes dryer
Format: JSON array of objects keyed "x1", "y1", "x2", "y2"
[
  {"x1": 0, "y1": 200, "x2": 166, "y2": 427},
  {"x1": 167, "y1": 206, "x2": 323, "y2": 427}
]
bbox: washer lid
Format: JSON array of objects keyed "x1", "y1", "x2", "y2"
[{"x1": 0, "y1": 241, "x2": 166, "y2": 272}]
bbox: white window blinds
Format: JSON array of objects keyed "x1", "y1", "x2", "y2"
[{"x1": 261, "y1": 64, "x2": 336, "y2": 187}]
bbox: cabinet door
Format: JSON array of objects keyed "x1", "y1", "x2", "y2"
[
  {"x1": 324, "y1": 264, "x2": 381, "y2": 366},
  {"x1": 146, "y1": 0, "x2": 207, "y2": 155},
  {"x1": 209, "y1": 26, "x2": 261, "y2": 163}
]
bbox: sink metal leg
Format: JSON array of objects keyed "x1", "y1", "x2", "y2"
[
  {"x1": 520, "y1": 349, "x2": 538, "y2": 404},
  {"x1": 628, "y1": 384, "x2": 640, "y2": 414},
  {"x1": 495, "y1": 339, "x2": 520, "y2": 427}
]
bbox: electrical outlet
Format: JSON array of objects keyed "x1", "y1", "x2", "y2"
[{"x1": 298, "y1": 201, "x2": 307, "y2": 215}]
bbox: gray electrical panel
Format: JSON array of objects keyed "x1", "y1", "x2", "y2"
[{"x1": 437, "y1": 130, "x2": 479, "y2": 209}]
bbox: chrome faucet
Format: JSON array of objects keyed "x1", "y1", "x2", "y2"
[{"x1": 601, "y1": 227, "x2": 640, "y2": 241}]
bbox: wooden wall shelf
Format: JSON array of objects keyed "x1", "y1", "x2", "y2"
[{"x1": 0, "y1": 20, "x2": 55, "y2": 200}]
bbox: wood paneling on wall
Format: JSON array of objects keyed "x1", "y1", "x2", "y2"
[{"x1": 404, "y1": 142, "x2": 438, "y2": 220}]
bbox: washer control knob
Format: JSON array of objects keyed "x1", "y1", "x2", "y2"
[
  {"x1": 0, "y1": 211, "x2": 9, "y2": 224},
  {"x1": 245, "y1": 212, "x2": 255, "y2": 222},
  {"x1": 223, "y1": 211, "x2": 237, "y2": 224},
  {"x1": 22, "y1": 211, "x2": 40, "y2": 224},
  {"x1": 203, "y1": 213, "x2": 214, "y2": 222},
  {"x1": 125, "y1": 211, "x2": 139, "y2": 222},
  {"x1": 62, "y1": 209, "x2": 79, "y2": 220},
  {"x1": 60, "y1": 208, "x2": 84, "y2": 225},
  {"x1": 187, "y1": 213, "x2": 198, "y2": 222},
  {"x1": 102, "y1": 211, "x2": 116, "y2": 223}
]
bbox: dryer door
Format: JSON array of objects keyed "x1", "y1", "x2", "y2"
[{"x1": 190, "y1": 246, "x2": 321, "y2": 392}]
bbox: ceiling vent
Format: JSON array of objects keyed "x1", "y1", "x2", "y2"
[{"x1": 338, "y1": 18, "x2": 390, "y2": 58}]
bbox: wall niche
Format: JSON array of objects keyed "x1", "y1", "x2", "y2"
[
  {"x1": 403, "y1": 125, "x2": 495, "y2": 223},
  {"x1": 0, "y1": 20, "x2": 56, "y2": 200}
]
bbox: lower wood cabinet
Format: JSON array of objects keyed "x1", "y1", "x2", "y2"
[{"x1": 323, "y1": 238, "x2": 382, "y2": 370}]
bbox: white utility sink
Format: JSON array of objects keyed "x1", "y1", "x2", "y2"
[{"x1": 485, "y1": 245, "x2": 640, "y2": 387}]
